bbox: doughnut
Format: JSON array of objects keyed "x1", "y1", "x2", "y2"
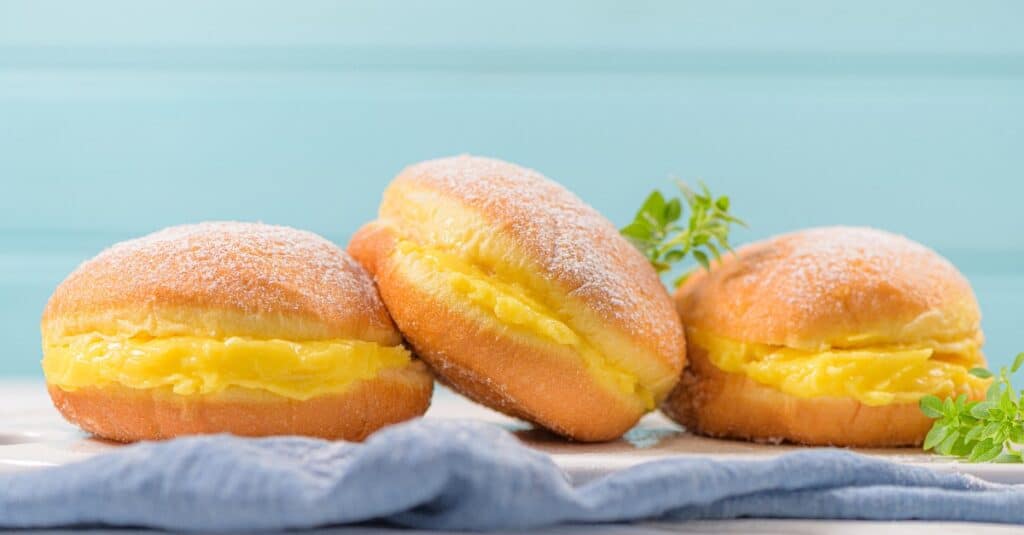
[
  {"x1": 661, "y1": 226, "x2": 988, "y2": 446},
  {"x1": 41, "y1": 222, "x2": 433, "y2": 442},
  {"x1": 348, "y1": 155, "x2": 685, "y2": 441}
]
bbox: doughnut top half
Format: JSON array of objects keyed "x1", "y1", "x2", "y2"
[
  {"x1": 676, "y1": 226, "x2": 982, "y2": 351},
  {"x1": 43, "y1": 222, "x2": 400, "y2": 345}
]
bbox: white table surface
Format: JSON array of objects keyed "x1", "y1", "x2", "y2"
[{"x1": 1, "y1": 379, "x2": 1020, "y2": 534}]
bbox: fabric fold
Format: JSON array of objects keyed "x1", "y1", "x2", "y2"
[{"x1": 0, "y1": 419, "x2": 1019, "y2": 531}]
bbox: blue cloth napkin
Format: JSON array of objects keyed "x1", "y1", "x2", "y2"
[{"x1": 1, "y1": 419, "x2": 1022, "y2": 531}]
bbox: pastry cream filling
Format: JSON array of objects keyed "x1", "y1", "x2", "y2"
[
  {"x1": 691, "y1": 329, "x2": 988, "y2": 406},
  {"x1": 395, "y1": 241, "x2": 657, "y2": 409},
  {"x1": 42, "y1": 334, "x2": 412, "y2": 401}
]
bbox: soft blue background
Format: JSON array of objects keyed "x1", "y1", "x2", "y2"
[{"x1": 1, "y1": 0, "x2": 1021, "y2": 376}]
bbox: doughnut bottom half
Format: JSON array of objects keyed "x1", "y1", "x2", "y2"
[
  {"x1": 661, "y1": 344, "x2": 936, "y2": 447},
  {"x1": 47, "y1": 362, "x2": 434, "y2": 442}
]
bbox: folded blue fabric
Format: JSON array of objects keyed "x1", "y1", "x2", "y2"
[{"x1": 1, "y1": 419, "x2": 1021, "y2": 531}]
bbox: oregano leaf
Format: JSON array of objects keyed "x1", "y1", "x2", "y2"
[{"x1": 621, "y1": 181, "x2": 746, "y2": 288}]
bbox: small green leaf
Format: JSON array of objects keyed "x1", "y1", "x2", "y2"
[
  {"x1": 640, "y1": 211, "x2": 663, "y2": 231},
  {"x1": 951, "y1": 435, "x2": 975, "y2": 457},
  {"x1": 620, "y1": 222, "x2": 652, "y2": 241},
  {"x1": 969, "y1": 401, "x2": 997, "y2": 419},
  {"x1": 982, "y1": 422, "x2": 1004, "y2": 440},
  {"x1": 715, "y1": 196, "x2": 730, "y2": 211},
  {"x1": 664, "y1": 198, "x2": 682, "y2": 223},
  {"x1": 663, "y1": 249, "x2": 686, "y2": 263},
  {"x1": 693, "y1": 250, "x2": 710, "y2": 270},
  {"x1": 639, "y1": 191, "x2": 666, "y2": 223},
  {"x1": 968, "y1": 439, "x2": 993, "y2": 462},
  {"x1": 964, "y1": 424, "x2": 987, "y2": 443},
  {"x1": 923, "y1": 424, "x2": 951, "y2": 451},
  {"x1": 969, "y1": 439, "x2": 1004, "y2": 463},
  {"x1": 936, "y1": 430, "x2": 961, "y2": 455},
  {"x1": 977, "y1": 442, "x2": 1005, "y2": 463},
  {"x1": 1001, "y1": 390, "x2": 1017, "y2": 413},
  {"x1": 970, "y1": 367, "x2": 994, "y2": 379},
  {"x1": 920, "y1": 395, "x2": 944, "y2": 418},
  {"x1": 1014, "y1": 353, "x2": 1024, "y2": 373}
]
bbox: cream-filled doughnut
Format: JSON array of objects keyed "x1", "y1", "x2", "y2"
[
  {"x1": 349, "y1": 155, "x2": 685, "y2": 441},
  {"x1": 662, "y1": 226, "x2": 988, "y2": 446},
  {"x1": 42, "y1": 222, "x2": 432, "y2": 442}
]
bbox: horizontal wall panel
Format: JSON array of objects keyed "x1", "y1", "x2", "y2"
[
  {"x1": 2, "y1": 1, "x2": 1023, "y2": 55},
  {"x1": 2, "y1": 72, "x2": 1022, "y2": 250}
]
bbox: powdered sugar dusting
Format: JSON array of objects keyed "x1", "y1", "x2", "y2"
[
  {"x1": 49, "y1": 222, "x2": 394, "y2": 339},
  {"x1": 754, "y1": 227, "x2": 961, "y2": 315},
  {"x1": 395, "y1": 155, "x2": 684, "y2": 365},
  {"x1": 682, "y1": 226, "x2": 979, "y2": 346}
]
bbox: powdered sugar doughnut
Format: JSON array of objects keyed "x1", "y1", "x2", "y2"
[
  {"x1": 42, "y1": 222, "x2": 432, "y2": 442},
  {"x1": 662, "y1": 226, "x2": 987, "y2": 446},
  {"x1": 350, "y1": 156, "x2": 685, "y2": 441}
]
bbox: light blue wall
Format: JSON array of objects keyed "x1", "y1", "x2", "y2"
[{"x1": 1, "y1": 1, "x2": 1021, "y2": 376}]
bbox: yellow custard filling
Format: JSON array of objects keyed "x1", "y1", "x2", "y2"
[
  {"x1": 691, "y1": 329, "x2": 988, "y2": 406},
  {"x1": 394, "y1": 241, "x2": 657, "y2": 409},
  {"x1": 42, "y1": 334, "x2": 412, "y2": 400}
]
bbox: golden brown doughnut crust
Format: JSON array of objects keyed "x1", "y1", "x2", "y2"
[
  {"x1": 663, "y1": 226, "x2": 985, "y2": 446},
  {"x1": 49, "y1": 364, "x2": 433, "y2": 442},
  {"x1": 43, "y1": 222, "x2": 433, "y2": 441},
  {"x1": 677, "y1": 226, "x2": 981, "y2": 350},
  {"x1": 662, "y1": 344, "x2": 934, "y2": 447},
  {"x1": 350, "y1": 155, "x2": 685, "y2": 441},
  {"x1": 43, "y1": 221, "x2": 401, "y2": 345}
]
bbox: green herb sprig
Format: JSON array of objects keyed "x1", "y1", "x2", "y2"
[
  {"x1": 920, "y1": 352, "x2": 1024, "y2": 462},
  {"x1": 621, "y1": 181, "x2": 746, "y2": 287}
]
